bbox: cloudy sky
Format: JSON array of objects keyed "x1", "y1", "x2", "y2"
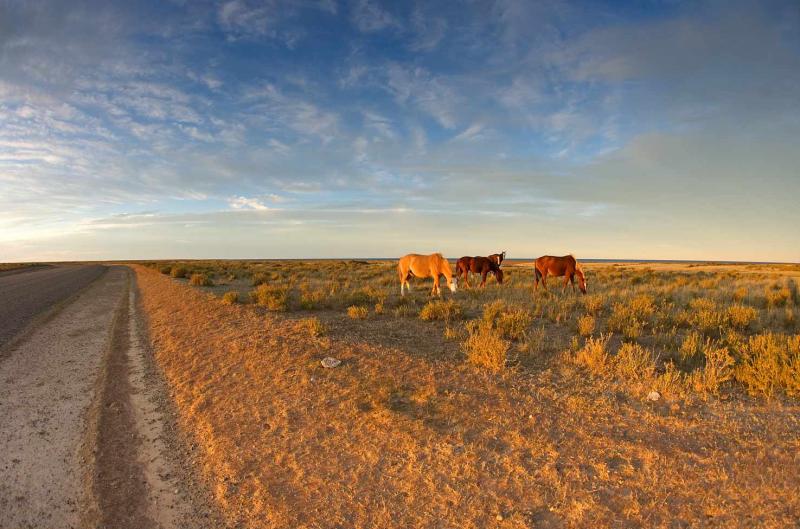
[{"x1": 1, "y1": 0, "x2": 798, "y2": 262}]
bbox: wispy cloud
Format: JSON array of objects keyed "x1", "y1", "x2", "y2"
[{"x1": 1, "y1": 0, "x2": 798, "y2": 261}]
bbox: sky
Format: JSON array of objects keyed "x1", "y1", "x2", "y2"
[{"x1": 1, "y1": 0, "x2": 799, "y2": 262}]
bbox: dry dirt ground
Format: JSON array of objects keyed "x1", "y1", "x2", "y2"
[
  {"x1": 0, "y1": 266, "x2": 220, "y2": 529},
  {"x1": 134, "y1": 264, "x2": 800, "y2": 529}
]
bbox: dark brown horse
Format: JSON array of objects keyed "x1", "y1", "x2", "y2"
[
  {"x1": 489, "y1": 251, "x2": 506, "y2": 266},
  {"x1": 456, "y1": 256, "x2": 504, "y2": 288},
  {"x1": 534, "y1": 255, "x2": 586, "y2": 294}
]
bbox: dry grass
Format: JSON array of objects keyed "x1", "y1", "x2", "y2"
[
  {"x1": 133, "y1": 264, "x2": 800, "y2": 528},
  {"x1": 190, "y1": 272, "x2": 213, "y2": 286},
  {"x1": 221, "y1": 291, "x2": 239, "y2": 305},
  {"x1": 347, "y1": 305, "x2": 369, "y2": 319},
  {"x1": 462, "y1": 320, "x2": 509, "y2": 371}
]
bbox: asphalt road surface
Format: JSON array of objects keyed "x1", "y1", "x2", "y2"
[{"x1": 0, "y1": 265, "x2": 106, "y2": 350}]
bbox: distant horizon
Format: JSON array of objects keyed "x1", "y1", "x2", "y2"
[
  {"x1": 2, "y1": 1, "x2": 798, "y2": 262},
  {"x1": 4, "y1": 257, "x2": 798, "y2": 266}
]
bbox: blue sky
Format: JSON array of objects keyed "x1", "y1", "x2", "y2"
[{"x1": 1, "y1": 0, "x2": 799, "y2": 261}]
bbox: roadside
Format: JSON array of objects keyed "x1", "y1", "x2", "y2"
[{"x1": 0, "y1": 266, "x2": 219, "y2": 529}]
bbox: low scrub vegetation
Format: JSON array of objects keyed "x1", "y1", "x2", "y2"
[
  {"x1": 190, "y1": 273, "x2": 213, "y2": 286},
  {"x1": 146, "y1": 259, "x2": 800, "y2": 401}
]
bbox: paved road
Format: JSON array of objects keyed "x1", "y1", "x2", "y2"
[{"x1": 0, "y1": 265, "x2": 106, "y2": 349}]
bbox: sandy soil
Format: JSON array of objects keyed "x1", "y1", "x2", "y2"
[{"x1": 0, "y1": 266, "x2": 219, "y2": 529}]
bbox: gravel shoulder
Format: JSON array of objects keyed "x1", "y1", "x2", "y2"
[{"x1": 0, "y1": 267, "x2": 126, "y2": 529}]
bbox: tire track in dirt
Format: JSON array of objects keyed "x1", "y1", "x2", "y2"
[{"x1": 91, "y1": 268, "x2": 222, "y2": 529}]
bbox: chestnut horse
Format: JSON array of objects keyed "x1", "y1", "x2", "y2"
[
  {"x1": 534, "y1": 255, "x2": 587, "y2": 294},
  {"x1": 398, "y1": 253, "x2": 457, "y2": 296},
  {"x1": 456, "y1": 256, "x2": 504, "y2": 288},
  {"x1": 489, "y1": 251, "x2": 506, "y2": 266}
]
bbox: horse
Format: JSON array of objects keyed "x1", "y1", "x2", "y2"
[
  {"x1": 489, "y1": 251, "x2": 506, "y2": 266},
  {"x1": 534, "y1": 255, "x2": 587, "y2": 294},
  {"x1": 456, "y1": 256, "x2": 504, "y2": 288},
  {"x1": 398, "y1": 253, "x2": 458, "y2": 296}
]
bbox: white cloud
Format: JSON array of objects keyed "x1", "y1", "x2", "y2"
[{"x1": 228, "y1": 196, "x2": 270, "y2": 210}]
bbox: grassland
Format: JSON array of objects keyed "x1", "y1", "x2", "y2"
[{"x1": 132, "y1": 259, "x2": 800, "y2": 528}]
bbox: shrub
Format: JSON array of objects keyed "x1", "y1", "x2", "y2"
[
  {"x1": 630, "y1": 294, "x2": 656, "y2": 319},
  {"x1": 301, "y1": 317, "x2": 326, "y2": 337},
  {"x1": 577, "y1": 314, "x2": 596, "y2": 337},
  {"x1": 653, "y1": 362, "x2": 686, "y2": 398},
  {"x1": 574, "y1": 334, "x2": 612, "y2": 377},
  {"x1": 679, "y1": 331, "x2": 703, "y2": 363},
  {"x1": 614, "y1": 342, "x2": 656, "y2": 382},
  {"x1": 480, "y1": 301, "x2": 532, "y2": 340},
  {"x1": 735, "y1": 333, "x2": 800, "y2": 398},
  {"x1": 190, "y1": 273, "x2": 213, "y2": 286},
  {"x1": 727, "y1": 304, "x2": 758, "y2": 329},
  {"x1": 419, "y1": 299, "x2": 463, "y2": 321},
  {"x1": 159, "y1": 265, "x2": 171, "y2": 274},
  {"x1": 765, "y1": 285, "x2": 792, "y2": 308},
  {"x1": 732, "y1": 286, "x2": 748, "y2": 302},
  {"x1": 222, "y1": 291, "x2": 239, "y2": 305},
  {"x1": 495, "y1": 306, "x2": 533, "y2": 340},
  {"x1": 689, "y1": 343, "x2": 734, "y2": 395},
  {"x1": 299, "y1": 288, "x2": 326, "y2": 310},
  {"x1": 347, "y1": 305, "x2": 368, "y2": 319},
  {"x1": 582, "y1": 294, "x2": 604, "y2": 315},
  {"x1": 170, "y1": 266, "x2": 188, "y2": 278},
  {"x1": 251, "y1": 284, "x2": 290, "y2": 311},
  {"x1": 463, "y1": 321, "x2": 509, "y2": 372}
]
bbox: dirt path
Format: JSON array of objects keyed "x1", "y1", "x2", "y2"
[{"x1": 0, "y1": 266, "x2": 218, "y2": 529}]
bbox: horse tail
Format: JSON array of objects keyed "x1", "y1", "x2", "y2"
[{"x1": 534, "y1": 266, "x2": 542, "y2": 282}]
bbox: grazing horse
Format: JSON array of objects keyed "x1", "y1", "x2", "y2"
[
  {"x1": 534, "y1": 255, "x2": 587, "y2": 294},
  {"x1": 456, "y1": 256, "x2": 504, "y2": 288},
  {"x1": 398, "y1": 253, "x2": 458, "y2": 296},
  {"x1": 489, "y1": 251, "x2": 506, "y2": 266}
]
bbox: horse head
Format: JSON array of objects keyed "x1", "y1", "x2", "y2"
[{"x1": 576, "y1": 264, "x2": 587, "y2": 294}]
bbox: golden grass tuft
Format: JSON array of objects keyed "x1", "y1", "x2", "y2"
[
  {"x1": 190, "y1": 272, "x2": 214, "y2": 286},
  {"x1": 727, "y1": 304, "x2": 758, "y2": 329},
  {"x1": 299, "y1": 316, "x2": 326, "y2": 337},
  {"x1": 419, "y1": 299, "x2": 462, "y2": 321},
  {"x1": 735, "y1": 333, "x2": 800, "y2": 398},
  {"x1": 170, "y1": 265, "x2": 188, "y2": 278},
  {"x1": 221, "y1": 291, "x2": 239, "y2": 305},
  {"x1": 251, "y1": 284, "x2": 291, "y2": 311},
  {"x1": 577, "y1": 314, "x2": 596, "y2": 336},
  {"x1": 574, "y1": 334, "x2": 612, "y2": 377},
  {"x1": 462, "y1": 321, "x2": 509, "y2": 372},
  {"x1": 347, "y1": 305, "x2": 369, "y2": 319}
]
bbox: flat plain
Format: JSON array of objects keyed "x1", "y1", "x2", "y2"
[{"x1": 129, "y1": 259, "x2": 800, "y2": 528}]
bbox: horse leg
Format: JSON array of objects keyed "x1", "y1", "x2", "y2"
[
  {"x1": 480, "y1": 270, "x2": 488, "y2": 288},
  {"x1": 563, "y1": 274, "x2": 569, "y2": 292}
]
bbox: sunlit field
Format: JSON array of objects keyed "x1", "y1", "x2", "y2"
[
  {"x1": 127, "y1": 260, "x2": 800, "y2": 527},
  {"x1": 144, "y1": 259, "x2": 800, "y2": 401}
]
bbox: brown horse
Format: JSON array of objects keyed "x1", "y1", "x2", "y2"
[
  {"x1": 534, "y1": 255, "x2": 587, "y2": 294},
  {"x1": 456, "y1": 256, "x2": 504, "y2": 288},
  {"x1": 398, "y1": 253, "x2": 457, "y2": 296},
  {"x1": 489, "y1": 251, "x2": 506, "y2": 266}
]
